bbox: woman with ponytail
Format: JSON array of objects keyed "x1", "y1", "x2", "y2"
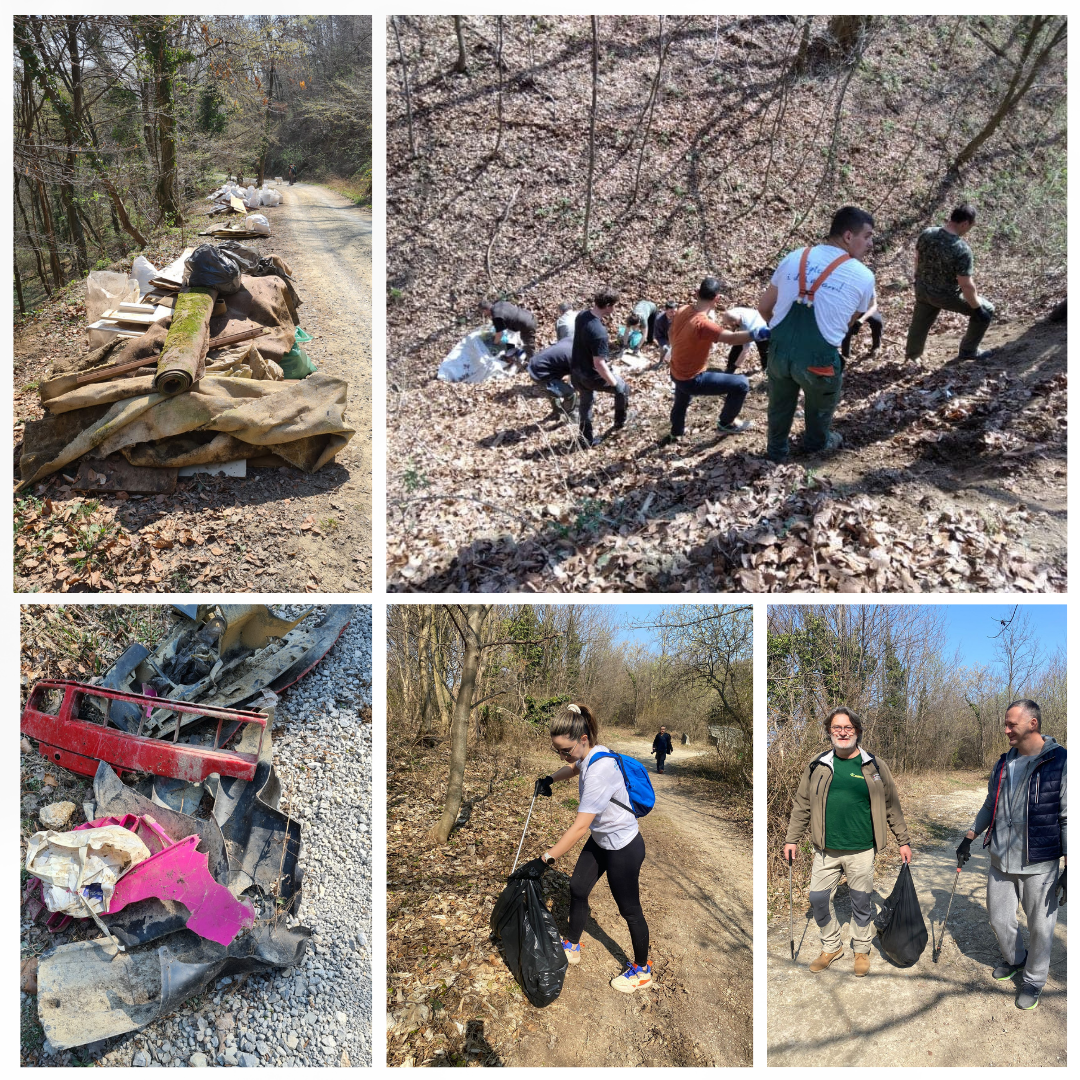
[{"x1": 534, "y1": 702, "x2": 652, "y2": 993}]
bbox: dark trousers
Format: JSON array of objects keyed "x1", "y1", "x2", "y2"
[
  {"x1": 725, "y1": 340, "x2": 770, "y2": 374},
  {"x1": 905, "y1": 291, "x2": 994, "y2": 359},
  {"x1": 572, "y1": 375, "x2": 628, "y2": 443},
  {"x1": 569, "y1": 834, "x2": 649, "y2": 966},
  {"x1": 670, "y1": 370, "x2": 748, "y2": 436},
  {"x1": 841, "y1": 312, "x2": 883, "y2": 357},
  {"x1": 655, "y1": 754, "x2": 666, "y2": 774},
  {"x1": 646, "y1": 309, "x2": 657, "y2": 345}
]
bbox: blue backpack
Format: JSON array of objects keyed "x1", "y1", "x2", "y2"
[{"x1": 587, "y1": 751, "x2": 655, "y2": 817}]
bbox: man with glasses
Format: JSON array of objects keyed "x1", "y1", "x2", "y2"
[
  {"x1": 956, "y1": 699, "x2": 1066, "y2": 1011},
  {"x1": 783, "y1": 707, "x2": 912, "y2": 977}
]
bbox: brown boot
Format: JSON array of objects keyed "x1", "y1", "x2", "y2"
[
  {"x1": 854, "y1": 952, "x2": 870, "y2": 977},
  {"x1": 809, "y1": 948, "x2": 844, "y2": 972}
]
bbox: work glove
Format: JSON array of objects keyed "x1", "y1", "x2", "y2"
[
  {"x1": 751, "y1": 325, "x2": 771, "y2": 343},
  {"x1": 852, "y1": 318, "x2": 865, "y2": 331},
  {"x1": 1056, "y1": 867, "x2": 1066, "y2": 906},
  {"x1": 534, "y1": 775, "x2": 553, "y2": 798},
  {"x1": 956, "y1": 836, "x2": 972, "y2": 866}
]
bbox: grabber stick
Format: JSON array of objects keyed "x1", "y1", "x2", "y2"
[
  {"x1": 511, "y1": 792, "x2": 538, "y2": 874},
  {"x1": 934, "y1": 860, "x2": 962, "y2": 963},
  {"x1": 788, "y1": 852, "x2": 795, "y2": 961}
]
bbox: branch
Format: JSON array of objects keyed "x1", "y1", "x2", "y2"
[
  {"x1": 479, "y1": 631, "x2": 564, "y2": 651},
  {"x1": 485, "y1": 182, "x2": 522, "y2": 291}
]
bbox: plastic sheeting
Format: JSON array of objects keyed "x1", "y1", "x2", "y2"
[{"x1": 437, "y1": 329, "x2": 516, "y2": 384}]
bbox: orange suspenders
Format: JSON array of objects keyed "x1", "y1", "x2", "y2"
[{"x1": 797, "y1": 247, "x2": 852, "y2": 304}]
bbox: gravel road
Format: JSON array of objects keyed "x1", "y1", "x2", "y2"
[{"x1": 24, "y1": 605, "x2": 373, "y2": 1068}]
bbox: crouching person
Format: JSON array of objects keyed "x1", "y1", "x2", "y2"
[
  {"x1": 783, "y1": 707, "x2": 912, "y2": 978},
  {"x1": 957, "y1": 699, "x2": 1066, "y2": 1011},
  {"x1": 527, "y1": 338, "x2": 576, "y2": 421}
]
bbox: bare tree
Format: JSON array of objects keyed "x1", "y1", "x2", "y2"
[
  {"x1": 493, "y1": 16, "x2": 504, "y2": 157},
  {"x1": 452, "y1": 16, "x2": 467, "y2": 74},
  {"x1": 391, "y1": 15, "x2": 416, "y2": 158},
  {"x1": 629, "y1": 16, "x2": 667, "y2": 208},
  {"x1": 583, "y1": 16, "x2": 599, "y2": 252}
]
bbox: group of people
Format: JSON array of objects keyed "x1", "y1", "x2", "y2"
[
  {"x1": 783, "y1": 699, "x2": 1064, "y2": 1010},
  {"x1": 480, "y1": 202, "x2": 995, "y2": 456}
]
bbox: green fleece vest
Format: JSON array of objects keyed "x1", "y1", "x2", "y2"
[{"x1": 825, "y1": 757, "x2": 873, "y2": 851}]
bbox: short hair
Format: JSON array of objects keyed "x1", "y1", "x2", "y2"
[
  {"x1": 828, "y1": 206, "x2": 875, "y2": 238},
  {"x1": 698, "y1": 276, "x2": 722, "y2": 301},
  {"x1": 1006, "y1": 698, "x2": 1041, "y2": 732},
  {"x1": 479, "y1": 299, "x2": 494, "y2": 311},
  {"x1": 950, "y1": 203, "x2": 976, "y2": 225},
  {"x1": 558, "y1": 301, "x2": 574, "y2": 314},
  {"x1": 626, "y1": 313, "x2": 642, "y2": 327},
  {"x1": 664, "y1": 300, "x2": 677, "y2": 310},
  {"x1": 824, "y1": 706, "x2": 863, "y2": 741},
  {"x1": 594, "y1": 287, "x2": 619, "y2": 309}
]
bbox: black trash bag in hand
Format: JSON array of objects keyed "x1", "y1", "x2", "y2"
[
  {"x1": 874, "y1": 862, "x2": 928, "y2": 967},
  {"x1": 490, "y1": 858, "x2": 567, "y2": 1007},
  {"x1": 185, "y1": 243, "x2": 243, "y2": 294}
]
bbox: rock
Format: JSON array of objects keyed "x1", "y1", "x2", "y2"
[
  {"x1": 21, "y1": 737, "x2": 32, "y2": 754},
  {"x1": 132, "y1": 1050, "x2": 150, "y2": 1067},
  {"x1": 335, "y1": 1011, "x2": 348, "y2": 1026},
  {"x1": 20, "y1": 957, "x2": 38, "y2": 995},
  {"x1": 237, "y1": 1052, "x2": 260, "y2": 1067},
  {"x1": 223, "y1": 1047, "x2": 238, "y2": 1066},
  {"x1": 340, "y1": 1049, "x2": 351, "y2": 1067},
  {"x1": 39, "y1": 801, "x2": 77, "y2": 829},
  {"x1": 188, "y1": 1053, "x2": 208, "y2": 1067},
  {"x1": 240, "y1": 1036, "x2": 256, "y2": 1054},
  {"x1": 286, "y1": 1033, "x2": 299, "y2": 1050},
  {"x1": 303, "y1": 1011, "x2": 318, "y2": 1026},
  {"x1": 256, "y1": 1041, "x2": 271, "y2": 1057}
]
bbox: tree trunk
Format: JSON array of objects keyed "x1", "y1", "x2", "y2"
[
  {"x1": 259, "y1": 56, "x2": 275, "y2": 189},
  {"x1": 950, "y1": 17, "x2": 1066, "y2": 173},
  {"x1": 63, "y1": 16, "x2": 89, "y2": 273},
  {"x1": 583, "y1": 16, "x2": 599, "y2": 253},
  {"x1": 15, "y1": 174, "x2": 51, "y2": 297},
  {"x1": 423, "y1": 605, "x2": 489, "y2": 847},
  {"x1": 493, "y1": 17, "x2": 504, "y2": 157},
  {"x1": 629, "y1": 16, "x2": 665, "y2": 207},
  {"x1": 828, "y1": 15, "x2": 871, "y2": 60},
  {"x1": 34, "y1": 179, "x2": 64, "y2": 287},
  {"x1": 453, "y1": 16, "x2": 467, "y2": 74},
  {"x1": 392, "y1": 16, "x2": 416, "y2": 158},
  {"x1": 417, "y1": 608, "x2": 437, "y2": 742},
  {"x1": 14, "y1": 256, "x2": 25, "y2": 314},
  {"x1": 140, "y1": 17, "x2": 182, "y2": 224}
]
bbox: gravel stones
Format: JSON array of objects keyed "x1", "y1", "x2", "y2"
[{"x1": 188, "y1": 1052, "x2": 208, "y2": 1067}]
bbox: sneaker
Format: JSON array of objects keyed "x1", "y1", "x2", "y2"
[
  {"x1": 716, "y1": 419, "x2": 753, "y2": 436},
  {"x1": 660, "y1": 433, "x2": 683, "y2": 447},
  {"x1": 958, "y1": 348, "x2": 997, "y2": 361},
  {"x1": 562, "y1": 939, "x2": 581, "y2": 966},
  {"x1": 854, "y1": 952, "x2": 870, "y2": 977},
  {"x1": 1016, "y1": 983, "x2": 1041, "y2": 1010},
  {"x1": 809, "y1": 948, "x2": 844, "y2": 973},
  {"x1": 610, "y1": 962, "x2": 652, "y2": 993},
  {"x1": 993, "y1": 957, "x2": 1026, "y2": 981}
]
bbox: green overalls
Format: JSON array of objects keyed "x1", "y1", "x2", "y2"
[{"x1": 766, "y1": 249, "x2": 850, "y2": 462}]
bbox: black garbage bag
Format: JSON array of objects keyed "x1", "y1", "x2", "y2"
[
  {"x1": 185, "y1": 243, "x2": 243, "y2": 294},
  {"x1": 489, "y1": 858, "x2": 567, "y2": 1007},
  {"x1": 874, "y1": 862, "x2": 928, "y2": 966}
]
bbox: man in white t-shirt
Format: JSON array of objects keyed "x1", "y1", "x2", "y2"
[{"x1": 757, "y1": 206, "x2": 877, "y2": 462}]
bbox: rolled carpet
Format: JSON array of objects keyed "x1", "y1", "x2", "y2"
[{"x1": 154, "y1": 287, "x2": 216, "y2": 395}]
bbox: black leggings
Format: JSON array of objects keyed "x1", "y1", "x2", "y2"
[{"x1": 568, "y1": 833, "x2": 649, "y2": 966}]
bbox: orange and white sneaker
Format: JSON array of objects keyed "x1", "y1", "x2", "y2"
[{"x1": 610, "y1": 961, "x2": 652, "y2": 993}]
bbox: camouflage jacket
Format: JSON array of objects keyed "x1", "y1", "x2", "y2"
[{"x1": 915, "y1": 227, "x2": 974, "y2": 298}]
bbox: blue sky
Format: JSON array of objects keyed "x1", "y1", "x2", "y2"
[{"x1": 610, "y1": 604, "x2": 1065, "y2": 667}]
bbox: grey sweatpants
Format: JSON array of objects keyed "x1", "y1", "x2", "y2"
[
  {"x1": 986, "y1": 863, "x2": 1060, "y2": 990},
  {"x1": 808, "y1": 847, "x2": 876, "y2": 953}
]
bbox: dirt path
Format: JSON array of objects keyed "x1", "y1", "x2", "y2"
[
  {"x1": 767, "y1": 781, "x2": 1067, "y2": 1066},
  {"x1": 508, "y1": 736, "x2": 752, "y2": 1067},
  {"x1": 14, "y1": 182, "x2": 371, "y2": 594}
]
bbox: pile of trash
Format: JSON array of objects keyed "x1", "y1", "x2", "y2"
[
  {"x1": 20, "y1": 226, "x2": 351, "y2": 494},
  {"x1": 20, "y1": 605, "x2": 355, "y2": 1052},
  {"x1": 437, "y1": 328, "x2": 523, "y2": 384}
]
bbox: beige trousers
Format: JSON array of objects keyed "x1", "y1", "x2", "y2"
[{"x1": 807, "y1": 847, "x2": 876, "y2": 953}]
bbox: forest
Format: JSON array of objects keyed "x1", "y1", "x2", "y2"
[
  {"x1": 14, "y1": 15, "x2": 372, "y2": 310},
  {"x1": 387, "y1": 604, "x2": 753, "y2": 1066},
  {"x1": 766, "y1": 603, "x2": 1067, "y2": 886},
  {"x1": 386, "y1": 15, "x2": 1066, "y2": 593}
]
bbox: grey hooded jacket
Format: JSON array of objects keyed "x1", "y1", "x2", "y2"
[{"x1": 970, "y1": 736, "x2": 1067, "y2": 875}]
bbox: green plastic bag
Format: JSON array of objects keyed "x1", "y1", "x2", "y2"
[{"x1": 280, "y1": 327, "x2": 317, "y2": 379}]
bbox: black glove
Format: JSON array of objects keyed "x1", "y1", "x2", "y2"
[
  {"x1": 956, "y1": 836, "x2": 972, "y2": 866},
  {"x1": 1056, "y1": 867, "x2": 1066, "y2": 906},
  {"x1": 534, "y1": 775, "x2": 553, "y2": 798},
  {"x1": 852, "y1": 318, "x2": 864, "y2": 331}
]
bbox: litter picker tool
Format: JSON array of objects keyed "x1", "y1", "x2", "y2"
[
  {"x1": 788, "y1": 851, "x2": 795, "y2": 961},
  {"x1": 511, "y1": 791, "x2": 538, "y2": 874},
  {"x1": 933, "y1": 855, "x2": 963, "y2": 963}
]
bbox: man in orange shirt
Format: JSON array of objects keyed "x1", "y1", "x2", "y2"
[{"x1": 665, "y1": 277, "x2": 765, "y2": 442}]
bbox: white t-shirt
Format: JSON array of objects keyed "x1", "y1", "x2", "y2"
[
  {"x1": 769, "y1": 244, "x2": 876, "y2": 347},
  {"x1": 576, "y1": 745, "x2": 639, "y2": 851},
  {"x1": 726, "y1": 306, "x2": 767, "y2": 337},
  {"x1": 556, "y1": 310, "x2": 578, "y2": 341}
]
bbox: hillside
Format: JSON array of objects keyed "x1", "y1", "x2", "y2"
[{"x1": 385, "y1": 15, "x2": 1066, "y2": 592}]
